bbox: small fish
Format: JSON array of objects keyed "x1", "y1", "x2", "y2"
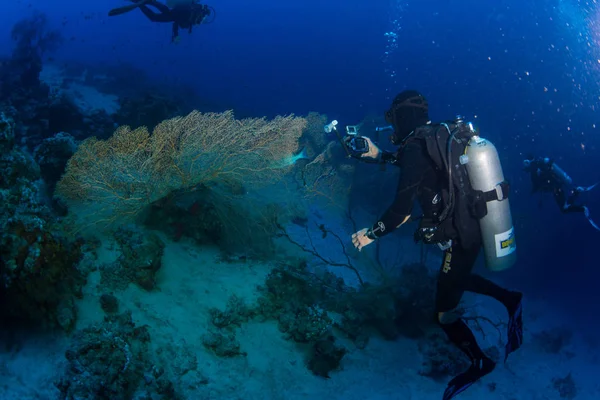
[{"x1": 276, "y1": 147, "x2": 309, "y2": 168}]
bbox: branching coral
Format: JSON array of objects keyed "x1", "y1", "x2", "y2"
[
  {"x1": 56, "y1": 110, "x2": 307, "y2": 230},
  {"x1": 275, "y1": 221, "x2": 364, "y2": 286},
  {"x1": 300, "y1": 140, "x2": 355, "y2": 212}
]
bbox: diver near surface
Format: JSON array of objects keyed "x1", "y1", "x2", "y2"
[
  {"x1": 348, "y1": 91, "x2": 523, "y2": 400},
  {"x1": 108, "y1": 0, "x2": 214, "y2": 43},
  {"x1": 523, "y1": 156, "x2": 599, "y2": 231}
]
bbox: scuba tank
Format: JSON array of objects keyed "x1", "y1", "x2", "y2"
[
  {"x1": 407, "y1": 117, "x2": 517, "y2": 270},
  {"x1": 549, "y1": 160, "x2": 573, "y2": 186},
  {"x1": 460, "y1": 127, "x2": 517, "y2": 271}
]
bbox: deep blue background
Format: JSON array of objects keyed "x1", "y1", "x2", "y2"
[{"x1": 2, "y1": 0, "x2": 600, "y2": 329}]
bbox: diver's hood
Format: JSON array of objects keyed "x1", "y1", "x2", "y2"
[{"x1": 386, "y1": 90, "x2": 429, "y2": 145}]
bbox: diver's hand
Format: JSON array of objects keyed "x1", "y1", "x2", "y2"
[
  {"x1": 351, "y1": 228, "x2": 374, "y2": 251},
  {"x1": 360, "y1": 137, "x2": 381, "y2": 160}
]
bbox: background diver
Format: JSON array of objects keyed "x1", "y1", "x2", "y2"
[
  {"x1": 108, "y1": 0, "x2": 214, "y2": 43},
  {"x1": 523, "y1": 156, "x2": 599, "y2": 231},
  {"x1": 349, "y1": 90, "x2": 523, "y2": 400}
]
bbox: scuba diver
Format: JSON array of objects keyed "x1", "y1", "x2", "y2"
[
  {"x1": 108, "y1": 0, "x2": 214, "y2": 43},
  {"x1": 523, "y1": 156, "x2": 599, "y2": 231},
  {"x1": 349, "y1": 90, "x2": 523, "y2": 400}
]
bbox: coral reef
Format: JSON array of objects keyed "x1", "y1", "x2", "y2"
[
  {"x1": 203, "y1": 295, "x2": 251, "y2": 357},
  {"x1": 0, "y1": 114, "x2": 86, "y2": 330},
  {"x1": 257, "y1": 261, "x2": 441, "y2": 375},
  {"x1": 278, "y1": 304, "x2": 333, "y2": 343},
  {"x1": 57, "y1": 110, "x2": 306, "y2": 258},
  {"x1": 256, "y1": 260, "x2": 436, "y2": 345},
  {"x1": 202, "y1": 330, "x2": 247, "y2": 357},
  {"x1": 33, "y1": 132, "x2": 77, "y2": 191},
  {"x1": 307, "y1": 336, "x2": 347, "y2": 378},
  {"x1": 100, "y1": 293, "x2": 119, "y2": 314},
  {"x1": 145, "y1": 185, "x2": 282, "y2": 258},
  {"x1": 1, "y1": 14, "x2": 197, "y2": 153},
  {"x1": 153, "y1": 340, "x2": 208, "y2": 394},
  {"x1": 56, "y1": 111, "x2": 305, "y2": 225},
  {"x1": 57, "y1": 311, "x2": 208, "y2": 399},
  {"x1": 203, "y1": 261, "x2": 346, "y2": 376},
  {"x1": 0, "y1": 13, "x2": 217, "y2": 154},
  {"x1": 209, "y1": 294, "x2": 255, "y2": 329},
  {"x1": 203, "y1": 259, "x2": 439, "y2": 378},
  {"x1": 331, "y1": 263, "x2": 436, "y2": 345},
  {"x1": 0, "y1": 113, "x2": 40, "y2": 183},
  {"x1": 254, "y1": 261, "x2": 335, "y2": 330},
  {"x1": 56, "y1": 312, "x2": 183, "y2": 400},
  {"x1": 100, "y1": 225, "x2": 165, "y2": 291},
  {"x1": 336, "y1": 284, "x2": 400, "y2": 342}
]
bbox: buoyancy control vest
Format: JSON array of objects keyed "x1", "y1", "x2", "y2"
[{"x1": 405, "y1": 117, "x2": 516, "y2": 271}]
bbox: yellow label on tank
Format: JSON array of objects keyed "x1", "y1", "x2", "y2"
[{"x1": 495, "y1": 227, "x2": 516, "y2": 257}]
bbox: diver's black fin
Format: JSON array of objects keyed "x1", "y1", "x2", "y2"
[
  {"x1": 108, "y1": 0, "x2": 151, "y2": 17},
  {"x1": 583, "y1": 207, "x2": 600, "y2": 231},
  {"x1": 579, "y1": 183, "x2": 598, "y2": 192},
  {"x1": 504, "y1": 292, "x2": 523, "y2": 362},
  {"x1": 442, "y1": 358, "x2": 496, "y2": 400}
]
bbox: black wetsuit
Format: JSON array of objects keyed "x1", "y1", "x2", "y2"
[
  {"x1": 372, "y1": 138, "x2": 516, "y2": 314},
  {"x1": 367, "y1": 129, "x2": 521, "y2": 389},
  {"x1": 527, "y1": 158, "x2": 585, "y2": 213},
  {"x1": 137, "y1": 1, "x2": 211, "y2": 42}
]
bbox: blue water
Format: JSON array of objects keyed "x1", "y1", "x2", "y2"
[{"x1": 2, "y1": 0, "x2": 600, "y2": 398}]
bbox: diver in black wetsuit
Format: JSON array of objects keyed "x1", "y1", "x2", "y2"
[
  {"x1": 109, "y1": 0, "x2": 213, "y2": 42},
  {"x1": 350, "y1": 90, "x2": 523, "y2": 400},
  {"x1": 523, "y1": 156, "x2": 599, "y2": 230}
]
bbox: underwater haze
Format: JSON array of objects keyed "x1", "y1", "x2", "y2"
[{"x1": 1, "y1": 0, "x2": 600, "y2": 399}]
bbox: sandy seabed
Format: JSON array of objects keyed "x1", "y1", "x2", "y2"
[{"x1": 0, "y1": 233, "x2": 599, "y2": 400}]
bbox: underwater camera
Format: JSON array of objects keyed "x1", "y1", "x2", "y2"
[
  {"x1": 345, "y1": 125, "x2": 369, "y2": 154},
  {"x1": 324, "y1": 120, "x2": 370, "y2": 157}
]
